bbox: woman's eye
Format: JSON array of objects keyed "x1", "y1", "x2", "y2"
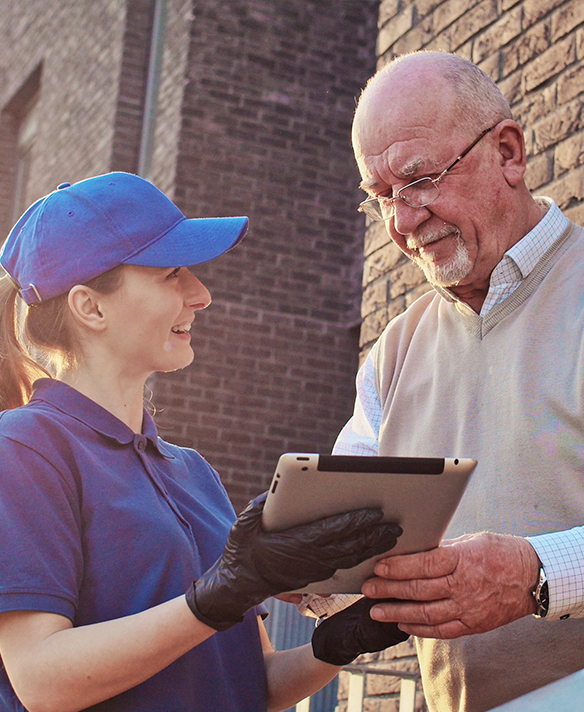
[{"x1": 167, "y1": 268, "x2": 181, "y2": 279}]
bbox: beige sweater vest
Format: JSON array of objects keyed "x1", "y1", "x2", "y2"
[{"x1": 374, "y1": 221, "x2": 584, "y2": 712}]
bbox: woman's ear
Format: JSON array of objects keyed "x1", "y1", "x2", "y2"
[
  {"x1": 495, "y1": 120, "x2": 527, "y2": 188},
  {"x1": 67, "y1": 285, "x2": 106, "y2": 331}
]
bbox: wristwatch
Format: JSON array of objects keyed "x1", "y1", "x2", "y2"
[{"x1": 532, "y1": 567, "x2": 549, "y2": 618}]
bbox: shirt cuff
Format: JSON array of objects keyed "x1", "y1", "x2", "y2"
[{"x1": 527, "y1": 527, "x2": 584, "y2": 620}]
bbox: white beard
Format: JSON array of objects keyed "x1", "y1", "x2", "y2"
[{"x1": 409, "y1": 230, "x2": 473, "y2": 287}]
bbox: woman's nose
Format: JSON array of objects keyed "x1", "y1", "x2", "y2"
[{"x1": 183, "y1": 270, "x2": 212, "y2": 310}]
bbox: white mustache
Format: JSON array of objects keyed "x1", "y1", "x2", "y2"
[{"x1": 406, "y1": 226, "x2": 459, "y2": 251}]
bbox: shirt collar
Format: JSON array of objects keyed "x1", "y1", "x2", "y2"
[
  {"x1": 30, "y1": 378, "x2": 169, "y2": 456},
  {"x1": 504, "y1": 198, "x2": 567, "y2": 278},
  {"x1": 434, "y1": 198, "x2": 568, "y2": 305}
]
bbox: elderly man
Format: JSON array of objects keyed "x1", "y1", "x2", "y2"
[{"x1": 334, "y1": 51, "x2": 584, "y2": 711}]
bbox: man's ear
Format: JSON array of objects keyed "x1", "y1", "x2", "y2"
[
  {"x1": 67, "y1": 285, "x2": 106, "y2": 331},
  {"x1": 495, "y1": 120, "x2": 526, "y2": 188}
]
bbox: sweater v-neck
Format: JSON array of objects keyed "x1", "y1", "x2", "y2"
[{"x1": 437, "y1": 220, "x2": 579, "y2": 340}]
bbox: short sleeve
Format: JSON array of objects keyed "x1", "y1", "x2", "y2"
[{"x1": 0, "y1": 435, "x2": 83, "y2": 620}]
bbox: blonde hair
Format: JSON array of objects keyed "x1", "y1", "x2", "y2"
[{"x1": 0, "y1": 266, "x2": 124, "y2": 411}]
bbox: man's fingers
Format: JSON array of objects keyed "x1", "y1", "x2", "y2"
[
  {"x1": 373, "y1": 545, "x2": 459, "y2": 580},
  {"x1": 362, "y1": 573, "x2": 454, "y2": 601},
  {"x1": 368, "y1": 598, "x2": 458, "y2": 627}
]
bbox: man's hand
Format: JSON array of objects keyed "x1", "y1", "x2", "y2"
[{"x1": 361, "y1": 532, "x2": 541, "y2": 639}]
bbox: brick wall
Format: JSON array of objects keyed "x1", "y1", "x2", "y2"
[
  {"x1": 110, "y1": 0, "x2": 156, "y2": 174},
  {"x1": 0, "y1": 0, "x2": 380, "y2": 515},
  {"x1": 0, "y1": 0, "x2": 126, "y2": 209},
  {"x1": 350, "y1": 1, "x2": 584, "y2": 710},
  {"x1": 151, "y1": 0, "x2": 380, "y2": 512}
]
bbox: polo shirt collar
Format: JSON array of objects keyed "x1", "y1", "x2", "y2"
[{"x1": 30, "y1": 378, "x2": 169, "y2": 455}]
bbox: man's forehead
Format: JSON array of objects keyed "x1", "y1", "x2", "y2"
[
  {"x1": 353, "y1": 75, "x2": 460, "y2": 185},
  {"x1": 357, "y1": 134, "x2": 452, "y2": 192}
]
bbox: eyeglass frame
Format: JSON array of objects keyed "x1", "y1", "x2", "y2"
[{"x1": 358, "y1": 123, "x2": 500, "y2": 222}]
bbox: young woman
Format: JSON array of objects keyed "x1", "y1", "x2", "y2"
[{"x1": 0, "y1": 172, "x2": 405, "y2": 712}]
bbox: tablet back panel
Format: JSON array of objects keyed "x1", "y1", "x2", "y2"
[{"x1": 262, "y1": 453, "x2": 476, "y2": 593}]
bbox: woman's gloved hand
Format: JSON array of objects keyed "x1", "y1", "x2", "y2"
[
  {"x1": 186, "y1": 492, "x2": 402, "y2": 631},
  {"x1": 311, "y1": 597, "x2": 410, "y2": 666}
]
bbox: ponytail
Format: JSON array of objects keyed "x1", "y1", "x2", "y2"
[
  {"x1": 0, "y1": 264, "x2": 125, "y2": 411},
  {"x1": 0, "y1": 276, "x2": 50, "y2": 411}
]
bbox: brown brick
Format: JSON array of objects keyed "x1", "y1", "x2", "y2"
[
  {"x1": 364, "y1": 221, "x2": 392, "y2": 257},
  {"x1": 447, "y1": 0, "x2": 499, "y2": 50},
  {"x1": 513, "y1": 85, "x2": 557, "y2": 132},
  {"x1": 498, "y1": 68, "x2": 522, "y2": 106},
  {"x1": 522, "y1": 34, "x2": 575, "y2": 91},
  {"x1": 388, "y1": 261, "x2": 426, "y2": 299},
  {"x1": 525, "y1": 151, "x2": 554, "y2": 190},
  {"x1": 502, "y1": 0, "x2": 521, "y2": 9},
  {"x1": 377, "y1": 4, "x2": 415, "y2": 54},
  {"x1": 433, "y1": 0, "x2": 482, "y2": 36},
  {"x1": 477, "y1": 50, "x2": 500, "y2": 81},
  {"x1": 564, "y1": 201, "x2": 584, "y2": 225},
  {"x1": 523, "y1": 0, "x2": 566, "y2": 28},
  {"x1": 525, "y1": 124, "x2": 536, "y2": 158},
  {"x1": 502, "y1": 20, "x2": 551, "y2": 77},
  {"x1": 551, "y1": 0, "x2": 584, "y2": 42},
  {"x1": 546, "y1": 163, "x2": 584, "y2": 209},
  {"x1": 414, "y1": 0, "x2": 445, "y2": 20},
  {"x1": 532, "y1": 98, "x2": 584, "y2": 153},
  {"x1": 360, "y1": 307, "x2": 391, "y2": 347},
  {"x1": 378, "y1": 0, "x2": 400, "y2": 28},
  {"x1": 558, "y1": 60, "x2": 584, "y2": 104},
  {"x1": 363, "y1": 242, "x2": 404, "y2": 285},
  {"x1": 392, "y1": 17, "x2": 434, "y2": 55},
  {"x1": 578, "y1": 28, "x2": 584, "y2": 60},
  {"x1": 366, "y1": 673, "x2": 401, "y2": 695},
  {"x1": 457, "y1": 39, "x2": 474, "y2": 61},
  {"x1": 425, "y1": 31, "x2": 454, "y2": 53},
  {"x1": 473, "y1": 5, "x2": 522, "y2": 63},
  {"x1": 554, "y1": 132, "x2": 584, "y2": 174},
  {"x1": 362, "y1": 277, "x2": 389, "y2": 318}
]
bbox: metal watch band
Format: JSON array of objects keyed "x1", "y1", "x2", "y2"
[{"x1": 532, "y1": 567, "x2": 549, "y2": 619}]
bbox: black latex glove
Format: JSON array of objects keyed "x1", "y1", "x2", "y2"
[
  {"x1": 311, "y1": 597, "x2": 410, "y2": 666},
  {"x1": 186, "y1": 492, "x2": 402, "y2": 631}
]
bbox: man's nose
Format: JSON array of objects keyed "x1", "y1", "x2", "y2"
[{"x1": 391, "y1": 198, "x2": 431, "y2": 237}]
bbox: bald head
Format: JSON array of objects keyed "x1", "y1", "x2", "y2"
[{"x1": 353, "y1": 52, "x2": 513, "y2": 165}]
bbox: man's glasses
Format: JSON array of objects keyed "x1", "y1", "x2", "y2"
[{"x1": 358, "y1": 124, "x2": 499, "y2": 222}]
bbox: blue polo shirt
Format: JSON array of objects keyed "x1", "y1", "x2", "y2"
[{"x1": 0, "y1": 379, "x2": 267, "y2": 711}]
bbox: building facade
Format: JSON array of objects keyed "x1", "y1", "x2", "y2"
[{"x1": 0, "y1": 0, "x2": 378, "y2": 515}]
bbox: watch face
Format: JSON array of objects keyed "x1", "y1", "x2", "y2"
[
  {"x1": 534, "y1": 570, "x2": 549, "y2": 618},
  {"x1": 538, "y1": 580, "x2": 549, "y2": 611}
]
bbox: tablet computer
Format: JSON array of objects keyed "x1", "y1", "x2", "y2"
[{"x1": 262, "y1": 453, "x2": 477, "y2": 593}]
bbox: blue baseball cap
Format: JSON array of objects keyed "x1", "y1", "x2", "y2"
[{"x1": 0, "y1": 172, "x2": 248, "y2": 305}]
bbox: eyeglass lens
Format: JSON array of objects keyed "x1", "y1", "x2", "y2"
[{"x1": 362, "y1": 178, "x2": 440, "y2": 221}]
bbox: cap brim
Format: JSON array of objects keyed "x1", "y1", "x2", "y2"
[{"x1": 124, "y1": 215, "x2": 248, "y2": 268}]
